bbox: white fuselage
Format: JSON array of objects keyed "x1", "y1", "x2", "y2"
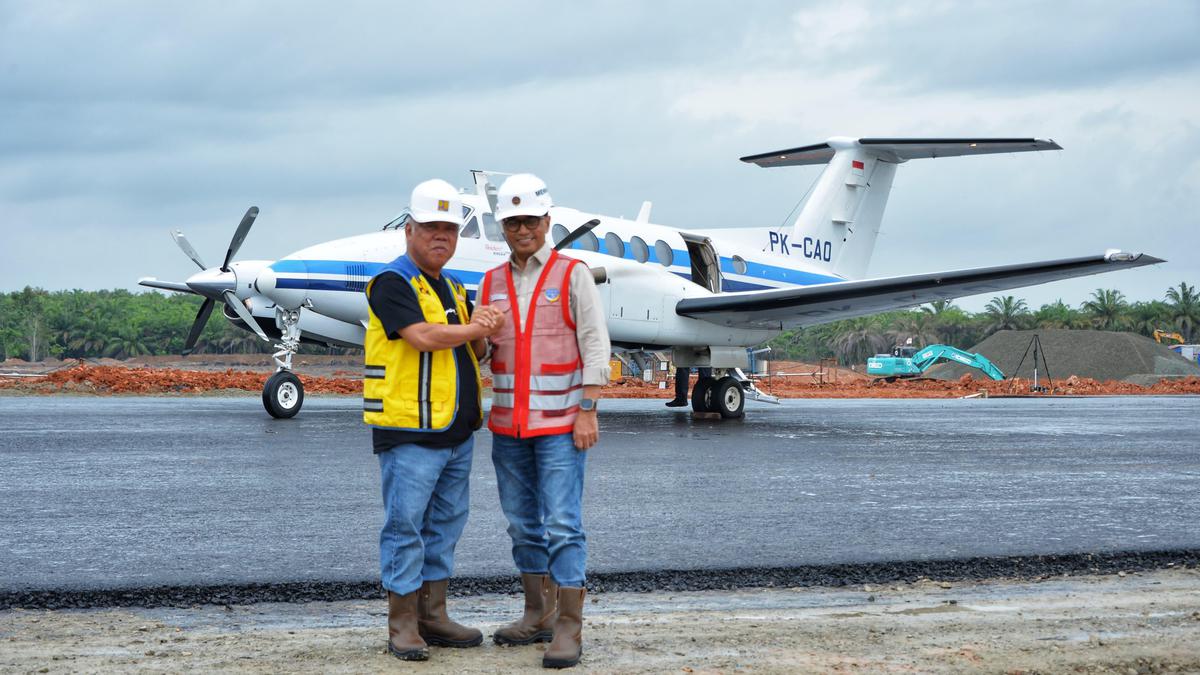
[{"x1": 247, "y1": 194, "x2": 846, "y2": 351}]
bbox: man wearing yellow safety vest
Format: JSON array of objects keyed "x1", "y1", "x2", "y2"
[
  {"x1": 479, "y1": 174, "x2": 612, "y2": 669},
  {"x1": 363, "y1": 178, "x2": 506, "y2": 662}
]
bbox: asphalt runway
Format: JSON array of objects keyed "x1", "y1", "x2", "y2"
[{"x1": 1, "y1": 395, "x2": 1198, "y2": 593}]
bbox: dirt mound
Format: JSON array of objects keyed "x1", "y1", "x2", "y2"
[
  {"x1": 0, "y1": 365, "x2": 363, "y2": 395},
  {"x1": 926, "y1": 329, "x2": 1200, "y2": 383},
  {"x1": 4, "y1": 361, "x2": 1199, "y2": 398}
]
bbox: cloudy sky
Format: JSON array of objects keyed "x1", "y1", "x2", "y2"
[{"x1": 1, "y1": 0, "x2": 1197, "y2": 310}]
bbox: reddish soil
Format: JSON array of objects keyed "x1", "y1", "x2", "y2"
[{"x1": 2, "y1": 359, "x2": 1199, "y2": 397}]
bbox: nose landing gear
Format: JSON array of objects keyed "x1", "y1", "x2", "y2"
[
  {"x1": 263, "y1": 370, "x2": 304, "y2": 418},
  {"x1": 263, "y1": 307, "x2": 306, "y2": 419}
]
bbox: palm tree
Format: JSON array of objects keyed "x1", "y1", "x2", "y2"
[
  {"x1": 104, "y1": 327, "x2": 152, "y2": 359},
  {"x1": 831, "y1": 318, "x2": 890, "y2": 366},
  {"x1": 1165, "y1": 282, "x2": 1200, "y2": 341},
  {"x1": 1034, "y1": 299, "x2": 1083, "y2": 329},
  {"x1": 984, "y1": 296, "x2": 1030, "y2": 333},
  {"x1": 921, "y1": 300, "x2": 956, "y2": 316},
  {"x1": 885, "y1": 312, "x2": 940, "y2": 348},
  {"x1": 1081, "y1": 288, "x2": 1129, "y2": 331},
  {"x1": 1127, "y1": 300, "x2": 1170, "y2": 338}
]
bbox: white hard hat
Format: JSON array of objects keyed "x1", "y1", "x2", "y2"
[
  {"x1": 494, "y1": 173, "x2": 552, "y2": 220},
  {"x1": 408, "y1": 178, "x2": 464, "y2": 226}
]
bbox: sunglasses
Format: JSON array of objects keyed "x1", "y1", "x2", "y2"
[{"x1": 501, "y1": 216, "x2": 544, "y2": 232}]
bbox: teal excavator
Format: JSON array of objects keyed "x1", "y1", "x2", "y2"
[{"x1": 866, "y1": 344, "x2": 1005, "y2": 380}]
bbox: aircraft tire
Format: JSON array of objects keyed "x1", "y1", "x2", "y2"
[
  {"x1": 691, "y1": 377, "x2": 716, "y2": 414},
  {"x1": 263, "y1": 370, "x2": 304, "y2": 419},
  {"x1": 713, "y1": 376, "x2": 745, "y2": 419}
]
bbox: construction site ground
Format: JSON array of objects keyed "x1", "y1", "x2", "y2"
[
  {"x1": 3, "y1": 355, "x2": 1200, "y2": 398},
  {"x1": 3, "y1": 568, "x2": 1198, "y2": 674}
]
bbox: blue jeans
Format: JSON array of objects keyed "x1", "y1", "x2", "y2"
[
  {"x1": 377, "y1": 438, "x2": 473, "y2": 596},
  {"x1": 491, "y1": 432, "x2": 587, "y2": 587}
]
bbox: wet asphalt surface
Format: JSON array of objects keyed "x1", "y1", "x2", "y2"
[{"x1": 1, "y1": 395, "x2": 1198, "y2": 607}]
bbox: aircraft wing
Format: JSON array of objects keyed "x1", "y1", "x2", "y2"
[{"x1": 676, "y1": 251, "x2": 1163, "y2": 330}]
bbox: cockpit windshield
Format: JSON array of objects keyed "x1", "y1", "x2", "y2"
[
  {"x1": 382, "y1": 210, "x2": 410, "y2": 231},
  {"x1": 381, "y1": 205, "x2": 475, "y2": 232}
]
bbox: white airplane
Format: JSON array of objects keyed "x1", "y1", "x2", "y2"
[{"x1": 140, "y1": 137, "x2": 1162, "y2": 419}]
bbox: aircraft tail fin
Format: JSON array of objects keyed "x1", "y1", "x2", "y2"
[{"x1": 740, "y1": 137, "x2": 1061, "y2": 280}]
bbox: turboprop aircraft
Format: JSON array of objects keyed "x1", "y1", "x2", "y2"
[{"x1": 139, "y1": 137, "x2": 1162, "y2": 419}]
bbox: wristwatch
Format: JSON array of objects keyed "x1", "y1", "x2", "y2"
[{"x1": 579, "y1": 398, "x2": 598, "y2": 412}]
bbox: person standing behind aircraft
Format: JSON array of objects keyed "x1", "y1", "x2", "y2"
[
  {"x1": 363, "y1": 178, "x2": 505, "y2": 662},
  {"x1": 479, "y1": 173, "x2": 611, "y2": 669}
]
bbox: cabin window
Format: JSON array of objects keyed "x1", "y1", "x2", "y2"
[
  {"x1": 480, "y1": 211, "x2": 506, "y2": 242},
  {"x1": 604, "y1": 232, "x2": 624, "y2": 258},
  {"x1": 655, "y1": 240, "x2": 674, "y2": 266},
  {"x1": 731, "y1": 255, "x2": 747, "y2": 275},
  {"x1": 552, "y1": 223, "x2": 570, "y2": 246},
  {"x1": 580, "y1": 230, "x2": 599, "y2": 252},
  {"x1": 630, "y1": 236, "x2": 649, "y2": 263}
]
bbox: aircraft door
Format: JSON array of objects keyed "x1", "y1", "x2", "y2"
[{"x1": 681, "y1": 235, "x2": 721, "y2": 293}]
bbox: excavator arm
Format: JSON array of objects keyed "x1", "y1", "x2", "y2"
[{"x1": 911, "y1": 345, "x2": 1006, "y2": 380}]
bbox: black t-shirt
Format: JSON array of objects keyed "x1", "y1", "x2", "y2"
[{"x1": 367, "y1": 271, "x2": 481, "y2": 453}]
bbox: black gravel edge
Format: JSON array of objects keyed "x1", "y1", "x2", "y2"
[{"x1": 3, "y1": 548, "x2": 1196, "y2": 611}]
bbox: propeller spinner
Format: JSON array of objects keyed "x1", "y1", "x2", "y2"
[{"x1": 158, "y1": 207, "x2": 271, "y2": 355}]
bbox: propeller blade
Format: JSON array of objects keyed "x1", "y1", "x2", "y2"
[
  {"x1": 182, "y1": 298, "x2": 215, "y2": 356},
  {"x1": 553, "y1": 218, "x2": 601, "y2": 251},
  {"x1": 172, "y1": 230, "x2": 207, "y2": 270},
  {"x1": 138, "y1": 277, "x2": 196, "y2": 294},
  {"x1": 221, "y1": 206, "x2": 259, "y2": 272},
  {"x1": 222, "y1": 290, "x2": 272, "y2": 343}
]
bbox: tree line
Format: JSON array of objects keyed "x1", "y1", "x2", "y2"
[
  {"x1": 0, "y1": 288, "x2": 355, "y2": 361},
  {"x1": 767, "y1": 282, "x2": 1199, "y2": 365},
  {"x1": 0, "y1": 283, "x2": 1196, "y2": 364}
]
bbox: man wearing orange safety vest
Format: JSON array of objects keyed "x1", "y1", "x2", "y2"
[{"x1": 479, "y1": 173, "x2": 611, "y2": 669}]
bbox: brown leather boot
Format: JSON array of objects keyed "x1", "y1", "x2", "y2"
[
  {"x1": 493, "y1": 573, "x2": 558, "y2": 646},
  {"x1": 543, "y1": 586, "x2": 585, "y2": 668},
  {"x1": 417, "y1": 579, "x2": 483, "y2": 648},
  {"x1": 387, "y1": 590, "x2": 429, "y2": 661}
]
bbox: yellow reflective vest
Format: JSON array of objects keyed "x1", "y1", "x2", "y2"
[{"x1": 363, "y1": 255, "x2": 481, "y2": 431}]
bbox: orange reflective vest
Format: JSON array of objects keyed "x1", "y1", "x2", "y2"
[{"x1": 481, "y1": 251, "x2": 584, "y2": 438}]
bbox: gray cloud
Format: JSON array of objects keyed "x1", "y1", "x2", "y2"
[
  {"x1": 0, "y1": 0, "x2": 1196, "y2": 313},
  {"x1": 779, "y1": 1, "x2": 1200, "y2": 94}
]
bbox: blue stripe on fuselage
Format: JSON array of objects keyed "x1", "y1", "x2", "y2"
[{"x1": 269, "y1": 252, "x2": 840, "y2": 295}]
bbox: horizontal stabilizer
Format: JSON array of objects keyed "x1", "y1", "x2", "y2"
[
  {"x1": 741, "y1": 137, "x2": 1061, "y2": 168},
  {"x1": 676, "y1": 251, "x2": 1162, "y2": 330}
]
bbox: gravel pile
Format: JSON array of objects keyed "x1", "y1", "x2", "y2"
[
  {"x1": 3, "y1": 548, "x2": 1196, "y2": 611},
  {"x1": 926, "y1": 329, "x2": 1200, "y2": 382}
]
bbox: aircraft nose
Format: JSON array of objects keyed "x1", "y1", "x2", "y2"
[
  {"x1": 254, "y1": 265, "x2": 277, "y2": 296},
  {"x1": 254, "y1": 262, "x2": 308, "y2": 309}
]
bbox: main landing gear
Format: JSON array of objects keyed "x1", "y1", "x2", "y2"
[
  {"x1": 690, "y1": 371, "x2": 747, "y2": 419},
  {"x1": 263, "y1": 307, "x2": 305, "y2": 419}
]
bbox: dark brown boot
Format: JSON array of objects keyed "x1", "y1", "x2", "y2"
[
  {"x1": 543, "y1": 586, "x2": 585, "y2": 668},
  {"x1": 493, "y1": 573, "x2": 558, "y2": 646},
  {"x1": 387, "y1": 590, "x2": 429, "y2": 661},
  {"x1": 417, "y1": 579, "x2": 483, "y2": 648}
]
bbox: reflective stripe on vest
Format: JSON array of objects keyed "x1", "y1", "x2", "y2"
[{"x1": 482, "y1": 251, "x2": 584, "y2": 438}]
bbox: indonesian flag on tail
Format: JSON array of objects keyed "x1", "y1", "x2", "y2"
[{"x1": 851, "y1": 159, "x2": 865, "y2": 176}]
